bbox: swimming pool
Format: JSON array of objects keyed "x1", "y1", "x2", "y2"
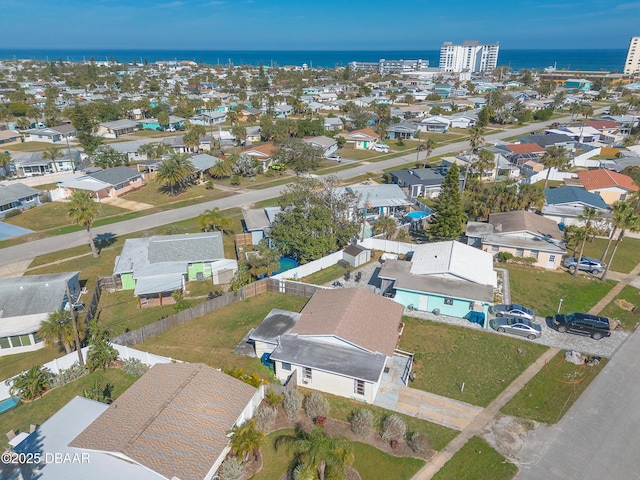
[
  {"x1": 272, "y1": 257, "x2": 299, "y2": 275},
  {"x1": 405, "y1": 211, "x2": 430, "y2": 220},
  {"x1": 0, "y1": 396, "x2": 20, "y2": 415}
]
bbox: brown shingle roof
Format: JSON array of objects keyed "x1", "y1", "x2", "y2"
[
  {"x1": 505, "y1": 143, "x2": 545, "y2": 154},
  {"x1": 290, "y1": 288, "x2": 404, "y2": 356},
  {"x1": 70, "y1": 363, "x2": 257, "y2": 480},
  {"x1": 489, "y1": 210, "x2": 563, "y2": 241}
]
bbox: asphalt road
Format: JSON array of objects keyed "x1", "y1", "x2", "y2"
[
  {"x1": 0, "y1": 113, "x2": 586, "y2": 268},
  {"x1": 516, "y1": 326, "x2": 640, "y2": 480}
]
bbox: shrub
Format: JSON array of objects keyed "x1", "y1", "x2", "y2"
[
  {"x1": 496, "y1": 251, "x2": 514, "y2": 263},
  {"x1": 381, "y1": 414, "x2": 407, "y2": 442},
  {"x1": 83, "y1": 380, "x2": 113, "y2": 404},
  {"x1": 204, "y1": 180, "x2": 215, "y2": 190},
  {"x1": 408, "y1": 431, "x2": 431, "y2": 454},
  {"x1": 122, "y1": 358, "x2": 149, "y2": 377},
  {"x1": 230, "y1": 175, "x2": 241, "y2": 186},
  {"x1": 86, "y1": 341, "x2": 118, "y2": 372},
  {"x1": 8, "y1": 365, "x2": 53, "y2": 400},
  {"x1": 304, "y1": 392, "x2": 330, "y2": 422},
  {"x1": 50, "y1": 362, "x2": 88, "y2": 387},
  {"x1": 350, "y1": 409, "x2": 375, "y2": 437},
  {"x1": 264, "y1": 387, "x2": 283, "y2": 407},
  {"x1": 3, "y1": 208, "x2": 21, "y2": 218},
  {"x1": 519, "y1": 256, "x2": 538, "y2": 266},
  {"x1": 254, "y1": 405, "x2": 278, "y2": 432},
  {"x1": 283, "y1": 388, "x2": 303, "y2": 419},
  {"x1": 219, "y1": 455, "x2": 245, "y2": 480}
]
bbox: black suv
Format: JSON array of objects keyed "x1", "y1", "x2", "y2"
[{"x1": 552, "y1": 312, "x2": 611, "y2": 340}]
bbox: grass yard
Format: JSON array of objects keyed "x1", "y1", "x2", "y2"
[
  {"x1": 3, "y1": 201, "x2": 129, "y2": 232},
  {"x1": 399, "y1": 318, "x2": 548, "y2": 407},
  {"x1": 141, "y1": 292, "x2": 310, "y2": 372},
  {"x1": 300, "y1": 263, "x2": 349, "y2": 285},
  {"x1": 501, "y1": 350, "x2": 608, "y2": 424},
  {"x1": 3, "y1": 142, "x2": 55, "y2": 152},
  {"x1": 0, "y1": 347, "x2": 64, "y2": 381},
  {"x1": 122, "y1": 180, "x2": 229, "y2": 206},
  {"x1": 432, "y1": 436, "x2": 517, "y2": 480},
  {"x1": 254, "y1": 429, "x2": 426, "y2": 480},
  {"x1": 321, "y1": 391, "x2": 457, "y2": 451},
  {"x1": 506, "y1": 264, "x2": 617, "y2": 317},
  {"x1": 579, "y1": 237, "x2": 640, "y2": 274},
  {"x1": 0, "y1": 368, "x2": 137, "y2": 446},
  {"x1": 340, "y1": 149, "x2": 383, "y2": 161},
  {"x1": 95, "y1": 290, "x2": 178, "y2": 338},
  {"x1": 598, "y1": 285, "x2": 640, "y2": 330}
]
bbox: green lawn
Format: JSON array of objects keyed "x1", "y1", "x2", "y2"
[
  {"x1": 579, "y1": 237, "x2": 640, "y2": 274},
  {"x1": 501, "y1": 350, "x2": 608, "y2": 424},
  {"x1": 432, "y1": 436, "x2": 517, "y2": 480},
  {"x1": 122, "y1": 180, "x2": 230, "y2": 206},
  {"x1": 0, "y1": 347, "x2": 64, "y2": 381},
  {"x1": 4, "y1": 201, "x2": 129, "y2": 232},
  {"x1": 341, "y1": 149, "x2": 383, "y2": 160},
  {"x1": 3, "y1": 142, "x2": 55, "y2": 152},
  {"x1": 399, "y1": 318, "x2": 549, "y2": 407},
  {"x1": 323, "y1": 391, "x2": 457, "y2": 451},
  {"x1": 0, "y1": 368, "x2": 137, "y2": 446},
  {"x1": 254, "y1": 429, "x2": 425, "y2": 480},
  {"x1": 506, "y1": 264, "x2": 617, "y2": 317},
  {"x1": 598, "y1": 285, "x2": 640, "y2": 330},
  {"x1": 300, "y1": 264, "x2": 349, "y2": 285},
  {"x1": 141, "y1": 292, "x2": 310, "y2": 372}
]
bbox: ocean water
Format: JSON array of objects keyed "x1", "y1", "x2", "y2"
[{"x1": 0, "y1": 49, "x2": 627, "y2": 73}]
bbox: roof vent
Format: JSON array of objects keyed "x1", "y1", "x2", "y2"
[{"x1": 19, "y1": 286, "x2": 24, "y2": 290}]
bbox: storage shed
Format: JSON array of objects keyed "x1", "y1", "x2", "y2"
[{"x1": 343, "y1": 244, "x2": 371, "y2": 267}]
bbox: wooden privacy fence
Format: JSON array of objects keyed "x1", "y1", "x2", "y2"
[{"x1": 109, "y1": 278, "x2": 318, "y2": 347}]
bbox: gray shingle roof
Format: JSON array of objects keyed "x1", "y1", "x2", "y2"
[
  {"x1": 0, "y1": 272, "x2": 79, "y2": 318},
  {"x1": 544, "y1": 186, "x2": 609, "y2": 210},
  {"x1": 88, "y1": 166, "x2": 141, "y2": 186},
  {"x1": 0, "y1": 183, "x2": 39, "y2": 206},
  {"x1": 250, "y1": 308, "x2": 302, "y2": 343}
]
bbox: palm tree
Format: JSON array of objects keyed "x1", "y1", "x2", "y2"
[
  {"x1": 472, "y1": 149, "x2": 495, "y2": 181},
  {"x1": 42, "y1": 145, "x2": 63, "y2": 172},
  {"x1": 421, "y1": 137, "x2": 437, "y2": 168},
  {"x1": 38, "y1": 309, "x2": 75, "y2": 353},
  {"x1": 9, "y1": 365, "x2": 52, "y2": 400},
  {"x1": 198, "y1": 207, "x2": 232, "y2": 235},
  {"x1": 209, "y1": 159, "x2": 231, "y2": 179},
  {"x1": 601, "y1": 205, "x2": 640, "y2": 281},
  {"x1": 68, "y1": 190, "x2": 100, "y2": 258},
  {"x1": 137, "y1": 143, "x2": 158, "y2": 160},
  {"x1": 541, "y1": 146, "x2": 570, "y2": 190},
  {"x1": 275, "y1": 427, "x2": 354, "y2": 480},
  {"x1": 373, "y1": 215, "x2": 397, "y2": 239},
  {"x1": 156, "y1": 152, "x2": 195, "y2": 196},
  {"x1": 563, "y1": 225, "x2": 585, "y2": 257},
  {"x1": 228, "y1": 419, "x2": 265, "y2": 462},
  {"x1": 573, "y1": 207, "x2": 601, "y2": 277},
  {"x1": 0, "y1": 151, "x2": 12, "y2": 177},
  {"x1": 601, "y1": 200, "x2": 633, "y2": 262},
  {"x1": 463, "y1": 126, "x2": 485, "y2": 191}
]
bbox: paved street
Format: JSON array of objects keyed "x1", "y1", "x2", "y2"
[
  {"x1": 516, "y1": 326, "x2": 640, "y2": 480},
  {"x1": 0, "y1": 112, "x2": 590, "y2": 270}
]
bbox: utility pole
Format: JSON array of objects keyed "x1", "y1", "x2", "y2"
[{"x1": 65, "y1": 282, "x2": 84, "y2": 365}]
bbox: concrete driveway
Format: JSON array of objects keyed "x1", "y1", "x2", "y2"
[{"x1": 516, "y1": 327, "x2": 640, "y2": 480}]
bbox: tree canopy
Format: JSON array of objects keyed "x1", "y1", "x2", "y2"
[{"x1": 428, "y1": 163, "x2": 465, "y2": 241}]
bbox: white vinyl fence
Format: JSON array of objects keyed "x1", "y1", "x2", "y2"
[
  {"x1": 271, "y1": 250, "x2": 345, "y2": 280},
  {"x1": 0, "y1": 344, "x2": 176, "y2": 401}
]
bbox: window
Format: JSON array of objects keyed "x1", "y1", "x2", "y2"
[
  {"x1": 0, "y1": 337, "x2": 10, "y2": 349},
  {"x1": 530, "y1": 250, "x2": 539, "y2": 259},
  {"x1": 282, "y1": 362, "x2": 291, "y2": 372},
  {"x1": 444, "y1": 298, "x2": 454, "y2": 306},
  {"x1": 303, "y1": 367, "x2": 312, "y2": 383},
  {"x1": 354, "y1": 380, "x2": 365, "y2": 395},
  {"x1": 549, "y1": 255, "x2": 556, "y2": 263},
  {"x1": 515, "y1": 248, "x2": 524, "y2": 258}
]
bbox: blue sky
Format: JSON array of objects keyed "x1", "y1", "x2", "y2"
[{"x1": 1, "y1": 0, "x2": 637, "y2": 50}]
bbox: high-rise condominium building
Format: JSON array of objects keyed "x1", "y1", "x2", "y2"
[
  {"x1": 439, "y1": 40, "x2": 499, "y2": 73},
  {"x1": 624, "y1": 37, "x2": 640, "y2": 75}
]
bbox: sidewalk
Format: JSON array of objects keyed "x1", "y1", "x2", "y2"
[{"x1": 412, "y1": 347, "x2": 560, "y2": 480}]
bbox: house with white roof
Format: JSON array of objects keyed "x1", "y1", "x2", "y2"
[
  {"x1": 56, "y1": 166, "x2": 144, "y2": 201},
  {"x1": 302, "y1": 135, "x2": 338, "y2": 157},
  {"x1": 378, "y1": 241, "x2": 496, "y2": 324}
]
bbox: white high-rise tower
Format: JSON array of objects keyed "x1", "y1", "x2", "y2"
[
  {"x1": 624, "y1": 37, "x2": 640, "y2": 75},
  {"x1": 439, "y1": 40, "x2": 500, "y2": 73}
]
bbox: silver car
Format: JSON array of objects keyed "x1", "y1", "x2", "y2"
[
  {"x1": 563, "y1": 256, "x2": 604, "y2": 274},
  {"x1": 489, "y1": 317, "x2": 542, "y2": 340},
  {"x1": 488, "y1": 304, "x2": 535, "y2": 321}
]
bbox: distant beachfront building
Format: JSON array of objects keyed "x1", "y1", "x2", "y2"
[
  {"x1": 624, "y1": 36, "x2": 640, "y2": 75},
  {"x1": 348, "y1": 59, "x2": 430, "y2": 74},
  {"x1": 439, "y1": 40, "x2": 499, "y2": 73}
]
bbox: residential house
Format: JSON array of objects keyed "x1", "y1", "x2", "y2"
[
  {"x1": 242, "y1": 142, "x2": 277, "y2": 170},
  {"x1": 10, "y1": 363, "x2": 262, "y2": 480},
  {"x1": 520, "y1": 133, "x2": 576, "y2": 151},
  {"x1": 389, "y1": 166, "x2": 463, "y2": 198},
  {"x1": 302, "y1": 135, "x2": 338, "y2": 157},
  {"x1": 0, "y1": 272, "x2": 81, "y2": 356},
  {"x1": 468, "y1": 210, "x2": 567, "y2": 270},
  {"x1": 189, "y1": 153, "x2": 222, "y2": 179},
  {"x1": 497, "y1": 143, "x2": 545, "y2": 167},
  {"x1": 339, "y1": 128, "x2": 379, "y2": 150},
  {"x1": 56, "y1": 166, "x2": 144, "y2": 201},
  {"x1": 0, "y1": 129, "x2": 22, "y2": 144},
  {"x1": 0, "y1": 183, "x2": 41, "y2": 218},
  {"x1": 14, "y1": 150, "x2": 82, "y2": 177},
  {"x1": 542, "y1": 186, "x2": 610, "y2": 229},
  {"x1": 113, "y1": 232, "x2": 237, "y2": 307},
  {"x1": 245, "y1": 126, "x2": 262, "y2": 143},
  {"x1": 97, "y1": 119, "x2": 139, "y2": 138},
  {"x1": 273, "y1": 104, "x2": 294, "y2": 118},
  {"x1": 386, "y1": 122, "x2": 418, "y2": 140},
  {"x1": 189, "y1": 112, "x2": 227, "y2": 126},
  {"x1": 551, "y1": 126, "x2": 601, "y2": 143},
  {"x1": 256, "y1": 288, "x2": 405, "y2": 404},
  {"x1": 139, "y1": 115, "x2": 185, "y2": 131},
  {"x1": 23, "y1": 125, "x2": 77, "y2": 144},
  {"x1": 341, "y1": 184, "x2": 415, "y2": 219},
  {"x1": 379, "y1": 241, "x2": 497, "y2": 323},
  {"x1": 417, "y1": 116, "x2": 450, "y2": 133},
  {"x1": 241, "y1": 206, "x2": 282, "y2": 245},
  {"x1": 576, "y1": 169, "x2": 639, "y2": 204},
  {"x1": 323, "y1": 117, "x2": 344, "y2": 132},
  {"x1": 239, "y1": 107, "x2": 262, "y2": 121}
]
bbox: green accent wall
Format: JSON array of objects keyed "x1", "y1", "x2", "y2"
[
  {"x1": 188, "y1": 262, "x2": 211, "y2": 281},
  {"x1": 121, "y1": 273, "x2": 136, "y2": 290}
]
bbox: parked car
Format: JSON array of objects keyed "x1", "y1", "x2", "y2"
[
  {"x1": 371, "y1": 143, "x2": 389, "y2": 153},
  {"x1": 552, "y1": 312, "x2": 611, "y2": 340},
  {"x1": 488, "y1": 304, "x2": 535, "y2": 321},
  {"x1": 489, "y1": 317, "x2": 542, "y2": 340},
  {"x1": 563, "y1": 256, "x2": 604, "y2": 274},
  {"x1": 326, "y1": 154, "x2": 342, "y2": 162}
]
